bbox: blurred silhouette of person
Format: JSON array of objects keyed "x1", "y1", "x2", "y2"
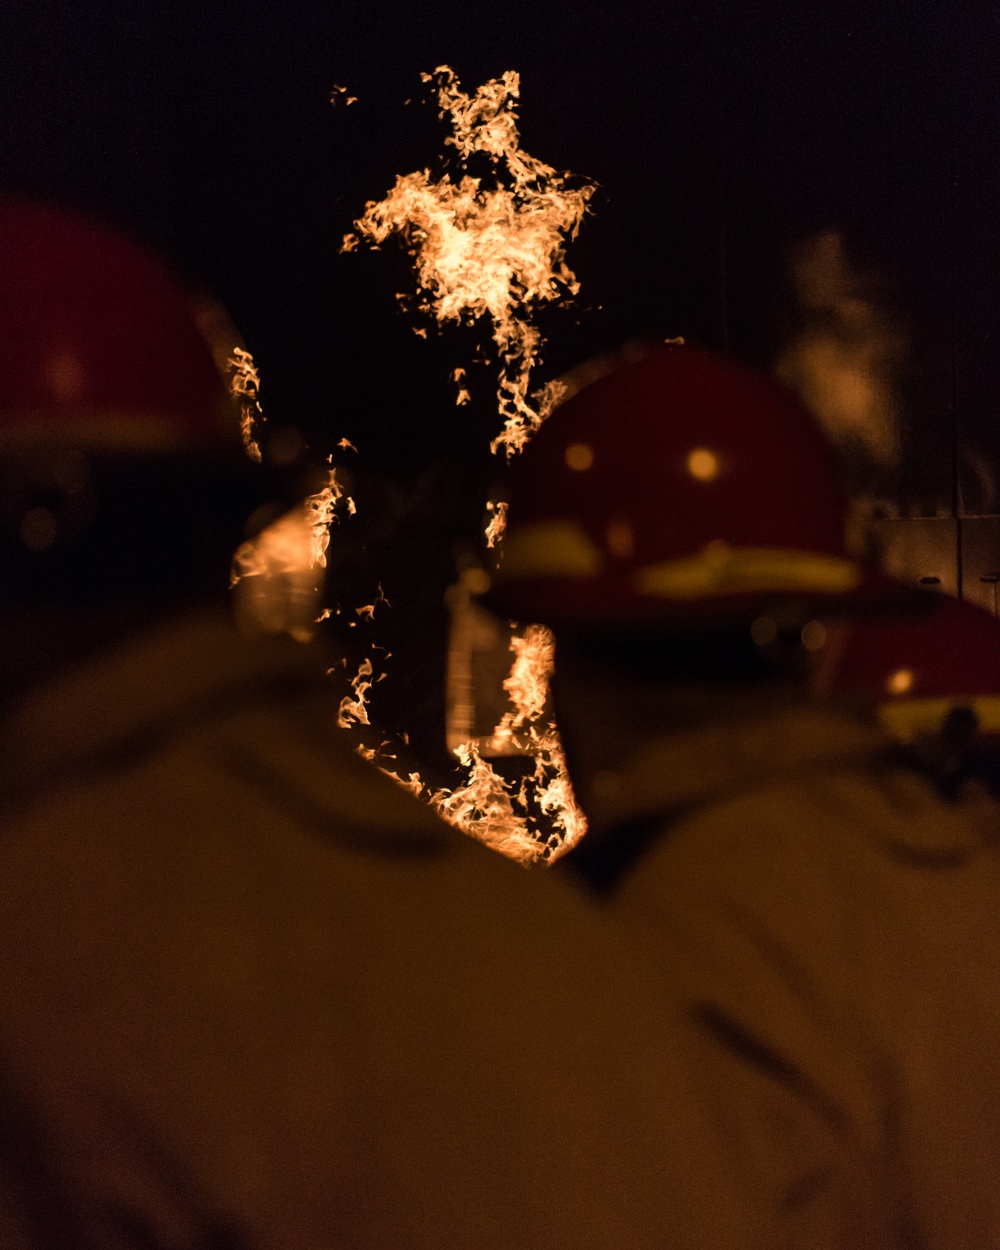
[
  {"x1": 489, "y1": 342, "x2": 1000, "y2": 1249},
  {"x1": 815, "y1": 589, "x2": 1000, "y2": 819},
  {"x1": 0, "y1": 202, "x2": 727, "y2": 1248}
]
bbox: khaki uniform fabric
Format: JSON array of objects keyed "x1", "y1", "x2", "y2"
[
  {"x1": 576, "y1": 699, "x2": 1000, "y2": 1249},
  {"x1": 0, "y1": 610, "x2": 727, "y2": 1249}
]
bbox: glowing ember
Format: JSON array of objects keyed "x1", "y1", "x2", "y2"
[
  {"x1": 227, "y1": 346, "x2": 264, "y2": 462},
  {"x1": 343, "y1": 65, "x2": 595, "y2": 456}
]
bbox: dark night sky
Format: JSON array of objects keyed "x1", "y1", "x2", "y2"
[{"x1": 4, "y1": 1, "x2": 995, "y2": 489}]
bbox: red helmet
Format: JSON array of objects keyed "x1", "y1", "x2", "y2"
[
  {"x1": 0, "y1": 197, "x2": 237, "y2": 452},
  {"x1": 490, "y1": 343, "x2": 884, "y2": 626},
  {"x1": 817, "y1": 592, "x2": 1000, "y2": 742}
]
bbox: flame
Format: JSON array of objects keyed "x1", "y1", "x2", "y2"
[
  {"x1": 341, "y1": 68, "x2": 592, "y2": 864},
  {"x1": 427, "y1": 742, "x2": 545, "y2": 862},
  {"x1": 343, "y1": 66, "x2": 595, "y2": 456},
  {"x1": 352, "y1": 618, "x2": 585, "y2": 865},
  {"x1": 484, "y1": 624, "x2": 587, "y2": 862},
  {"x1": 485, "y1": 500, "x2": 508, "y2": 549},
  {"x1": 231, "y1": 464, "x2": 354, "y2": 643},
  {"x1": 531, "y1": 730, "x2": 587, "y2": 859},
  {"x1": 387, "y1": 622, "x2": 585, "y2": 866},
  {"x1": 303, "y1": 465, "x2": 348, "y2": 569},
  {"x1": 227, "y1": 346, "x2": 264, "y2": 462},
  {"x1": 498, "y1": 622, "x2": 552, "y2": 731},
  {"x1": 355, "y1": 583, "x2": 389, "y2": 620},
  {"x1": 338, "y1": 657, "x2": 374, "y2": 728},
  {"x1": 452, "y1": 367, "x2": 472, "y2": 406}
]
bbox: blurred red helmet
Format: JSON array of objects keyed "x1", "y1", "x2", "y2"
[
  {"x1": 490, "y1": 343, "x2": 885, "y2": 627},
  {"x1": 0, "y1": 197, "x2": 237, "y2": 452},
  {"x1": 817, "y1": 592, "x2": 1000, "y2": 742}
]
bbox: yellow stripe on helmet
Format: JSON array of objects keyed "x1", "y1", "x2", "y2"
[
  {"x1": 499, "y1": 525, "x2": 862, "y2": 603},
  {"x1": 879, "y1": 695, "x2": 1000, "y2": 743},
  {"x1": 634, "y1": 545, "x2": 862, "y2": 600},
  {"x1": 500, "y1": 520, "x2": 606, "y2": 580}
]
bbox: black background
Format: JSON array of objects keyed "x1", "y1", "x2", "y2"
[{"x1": 5, "y1": 2, "x2": 996, "y2": 489}]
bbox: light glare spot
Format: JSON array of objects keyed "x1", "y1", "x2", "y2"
[
  {"x1": 751, "y1": 616, "x2": 778, "y2": 646},
  {"x1": 687, "y1": 447, "x2": 719, "y2": 481},
  {"x1": 703, "y1": 539, "x2": 732, "y2": 568},
  {"x1": 801, "y1": 620, "x2": 827, "y2": 652},
  {"x1": 565, "y1": 442, "x2": 594, "y2": 471},
  {"x1": 45, "y1": 349, "x2": 85, "y2": 404},
  {"x1": 463, "y1": 567, "x2": 491, "y2": 594},
  {"x1": 606, "y1": 519, "x2": 635, "y2": 559},
  {"x1": 887, "y1": 667, "x2": 914, "y2": 695},
  {"x1": 19, "y1": 507, "x2": 58, "y2": 552}
]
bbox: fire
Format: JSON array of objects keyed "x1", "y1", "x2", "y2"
[
  {"x1": 532, "y1": 730, "x2": 587, "y2": 855},
  {"x1": 475, "y1": 624, "x2": 587, "y2": 862},
  {"x1": 452, "y1": 367, "x2": 472, "y2": 406},
  {"x1": 498, "y1": 623, "x2": 553, "y2": 733},
  {"x1": 343, "y1": 66, "x2": 595, "y2": 456},
  {"x1": 304, "y1": 465, "x2": 351, "y2": 570},
  {"x1": 427, "y1": 742, "x2": 543, "y2": 863},
  {"x1": 340, "y1": 67, "x2": 593, "y2": 864},
  {"x1": 485, "y1": 500, "x2": 508, "y2": 549},
  {"x1": 355, "y1": 584, "x2": 389, "y2": 621},
  {"x1": 231, "y1": 464, "x2": 354, "y2": 643},
  {"x1": 402, "y1": 624, "x2": 585, "y2": 864},
  {"x1": 227, "y1": 346, "x2": 264, "y2": 463},
  {"x1": 338, "y1": 657, "x2": 374, "y2": 728}
]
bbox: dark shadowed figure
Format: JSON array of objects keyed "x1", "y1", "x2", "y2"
[{"x1": 488, "y1": 343, "x2": 1000, "y2": 1249}]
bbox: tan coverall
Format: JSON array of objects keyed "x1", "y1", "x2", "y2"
[
  {"x1": 0, "y1": 609, "x2": 727, "y2": 1249},
  {"x1": 567, "y1": 697, "x2": 1000, "y2": 1249}
]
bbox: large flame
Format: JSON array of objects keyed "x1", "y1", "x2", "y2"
[
  {"x1": 416, "y1": 629, "x2": 584, "y2": 865},
  {"x1": 343, "y1": 66, "x2": 594, "y2": 456},
  {"x1": 465, "y1": 623, "x2": 587, "y2": 862},
  {"x1": 342, "y1": 67, "x2": 592, "y2": 864}
]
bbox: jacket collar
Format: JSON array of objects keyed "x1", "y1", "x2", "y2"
[
  {"x1": 562, "y1": 691, "x2": 991, "y2": 894},
  {"x1": 578, "y1": 695, "x2": 891, "y2": 838}
]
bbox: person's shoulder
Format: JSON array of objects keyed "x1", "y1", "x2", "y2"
[
  {"x1": 193, "y1": 680, "x2": 456, "y2": 861},
  {"x1": 618, "y1": 755, "x2": 999, "y2": 933}
]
